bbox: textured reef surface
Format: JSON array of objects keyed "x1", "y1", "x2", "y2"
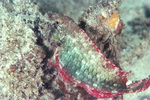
[{"x1": 0, "y1": 0, "x2": 150, "y2": 100}]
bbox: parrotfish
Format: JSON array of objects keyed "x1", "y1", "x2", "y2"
[{"x1": 47, "y1": 13, "x2": 150, "y2": 98}]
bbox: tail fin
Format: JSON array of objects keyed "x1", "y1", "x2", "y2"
[{"x1": 126, "y1": 76, "x2": 150, "y2": 93}]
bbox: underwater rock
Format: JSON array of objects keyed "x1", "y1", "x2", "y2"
[{"x1": 0, "y1": 0, "x2": 46, "y2": 99}]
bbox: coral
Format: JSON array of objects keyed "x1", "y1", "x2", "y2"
[{"x1": 79, "y1": 0, "x2": 123, "y2": 67}]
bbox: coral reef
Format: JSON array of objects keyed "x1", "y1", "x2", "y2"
[{"x1": 0, "y1": 0, "x2": 150, "y2": 100}]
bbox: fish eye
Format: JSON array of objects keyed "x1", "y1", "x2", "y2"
[
  {"x1": 56, "y1": 21, "x2": 59, "y2": 24},
  {"x1": 55, "y1": 21, "x2": 59, "y2": 25},
  {"x1": 54, "y1": 19, "x2": 62, "y2": 28},
  {"x1": 54, "y1": 21, "x2": 60, "y2": 28}
]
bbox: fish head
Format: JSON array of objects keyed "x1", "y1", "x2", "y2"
[{"x1": 47, "y1": 13, "x2": 67, "y2": 46}]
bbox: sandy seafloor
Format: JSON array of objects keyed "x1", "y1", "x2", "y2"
[{"x1": 0, "y1": 0, "x2": 150, "y2": 100}]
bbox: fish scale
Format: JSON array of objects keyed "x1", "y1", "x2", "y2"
[
  {"x1": 48, "y1": 13, "x2": 150, "y2": 98},
  {"x1": 57, "y1": 26, "x2": 124, "y2": 92}
]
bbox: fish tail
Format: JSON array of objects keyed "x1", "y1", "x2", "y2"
[{"x1": 125, "y1": 76, "x2": 150, "y2": 93}]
